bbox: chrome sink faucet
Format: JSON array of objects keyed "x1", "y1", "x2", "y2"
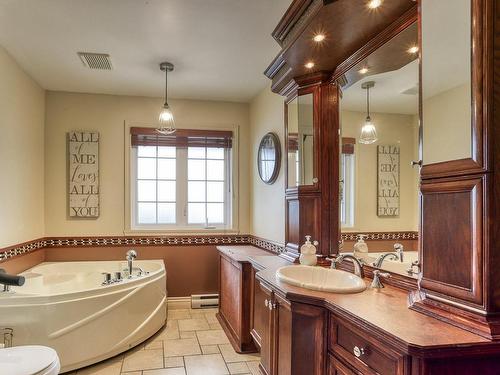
[
  {"x1": 126, "y1": 249, "x2": 137, "y2": 277},
  {"x1": 329, "y1": 254, "x2": 364, "y2": 278},
  {"x1": 394, "y1": 243, "x2": 404, "y2": 262},
  {"x1": 373, "y1": 252, "x2": 399, "y2": 268}
]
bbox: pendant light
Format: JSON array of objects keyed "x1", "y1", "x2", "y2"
[
  {"x1": 359, "y1": 81, "x2": 378, "y2": 144},
  {"x1": 157, "y1": 62, "x2": 176, "y2": 135}
]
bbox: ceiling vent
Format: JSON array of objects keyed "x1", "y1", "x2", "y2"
[{"x1": 77, "y1": 52, "x2": 113, "y2": 70}]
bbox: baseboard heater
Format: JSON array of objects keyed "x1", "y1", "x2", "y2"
[{"x1": 191, "y1": 294, "x2": 219, "y2": 309}]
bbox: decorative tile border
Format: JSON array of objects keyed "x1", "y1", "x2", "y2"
[
  {"x1": 0, "y1": 234, "x2": 285, "y2": 262},
  {"x1": 0, "y1": 238, "x2": 48, "y2": 262},
  {"x1": 44, "y1": 235, "x2": 251, "y2": 248},
  {"x1": 0, "y1": 232, "x2": 417, "y2": 262},
  {"x1": 248, "y1": 236, "x2": 286, "y2": 254},
  {"x1": 341, "y1": 231, "x2": 419, "y2": 241}
]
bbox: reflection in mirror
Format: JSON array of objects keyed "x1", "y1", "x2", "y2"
[
  {"x1": 287, "y1": 93, "x2": 314, "y2": 187},
  {"x1": 422, "y1": 0, "x2": 471, "y2": 164},
  {"x1": 339, "y1": 24, "x2": 420, "y2": 278}
]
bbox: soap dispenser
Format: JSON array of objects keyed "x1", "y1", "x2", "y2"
[
  {"x1": 299, "y1": 235, "x2": 318, "y2": 266},
  {"x1": 353, "y1": 234, "x2": 369, "y2": 259}
]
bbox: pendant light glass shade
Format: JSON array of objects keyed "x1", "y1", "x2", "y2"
[
  {"x1": 359, "y1": 81, "x2": 378, "y2": 144},
  {"x1": 359, "y1": 116, "x2": 378, "y2": 144},
  {"x1": 158, "y1": 103, "x2": 175, "y2": 134},
  {"x1": 157, "y1": 62, "x2": 176, "y2": 135}
]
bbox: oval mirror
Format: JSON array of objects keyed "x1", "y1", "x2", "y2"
[{"x1": 258, "y1": 132, "x2": 281, "y2": 184}]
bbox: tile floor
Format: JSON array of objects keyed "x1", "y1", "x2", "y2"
[{"x1": 65, "y1": 307, "x2": 261, "y2": 375}]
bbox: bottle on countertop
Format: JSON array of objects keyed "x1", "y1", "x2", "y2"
[
  {"x1": 353, "y1": 234, "x2": 369, "y2": 257},
  {"x1": 299, "y1": 235, "x2": 318, "y2": 266}
]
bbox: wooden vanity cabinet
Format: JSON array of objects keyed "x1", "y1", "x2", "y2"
[
  {"x1": 256, "y1": 281, "x2": 292, "y2": 375},
  {"x1": 217, "y1": 251, "x2": 257, "y2": 353},
  {"x1": 328, "y1": 316, "x2": 407, "y2": 375}
]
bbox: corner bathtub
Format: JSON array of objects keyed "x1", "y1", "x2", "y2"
[{"x1": 0, "y1": 260, "x2": 167, "y2": 372}]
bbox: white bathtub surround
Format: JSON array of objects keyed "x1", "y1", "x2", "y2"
[{"x1": 0, "y1": 260, "x2": 167, "y2": 372}]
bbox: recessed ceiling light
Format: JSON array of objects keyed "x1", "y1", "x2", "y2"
[
  {"x1": 313, "y1": 34, "x2": 326, "y2": 42},
  {"x1": 305, "y1": 62, "x2": 315, "y2": 69},
  {"x1": 408, "y1": 46, "x2": 419, "y2": 54},
  {"x1": 367, "y1": 0, "x2": 382, "y2": 9},
  {"x1": 359, "y1": 67, "x2": 369, "y2": 74}
]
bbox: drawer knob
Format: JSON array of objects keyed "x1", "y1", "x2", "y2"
[{"x1": 353, "y1": 346, "x2": 365, "y2": 358}]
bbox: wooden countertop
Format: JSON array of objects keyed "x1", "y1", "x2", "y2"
[{"x1": 219, "y1": 246, "x2": 495, "y2": 357}]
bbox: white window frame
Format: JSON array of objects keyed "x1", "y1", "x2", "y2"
[
  {"x1": 340, "y1": 152, "x2": 355, "y2": 228},
  {"x1": 124, "y1": 123, "x2": 240, "y2": 234}
]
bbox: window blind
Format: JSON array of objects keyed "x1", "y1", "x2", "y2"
[
  {"x1": 342, "y1": 137, "x2": 356, "y2": 154},
  {"x1": 130, "y1": 127, "x2": 233, "y2": 149}
]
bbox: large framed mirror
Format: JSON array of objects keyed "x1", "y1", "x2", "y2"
[
  {"x1": 286, "y1": 92, "x2": 316, "y2": 189},
  {"x1": 337, "y1": 23, "x2": 420, "y2": 278},
  {"x1": 421, "y1": 0, "x2": 472, "y2": 166}
]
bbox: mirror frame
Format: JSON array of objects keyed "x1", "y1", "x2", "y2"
[
  {"x1": 331, "y1": 10, "x2": 420, "y2": 288},
  {"x1": 257, "y1": 132, "x2": 281, "y2": 185},
  {"x1": 419, "y1": 0, "x2": 486, "y2": 179},
  {"x1": 284, "y1": 85, "x2": 320, "y2": 192}
]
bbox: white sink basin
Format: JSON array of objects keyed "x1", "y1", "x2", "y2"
[{"x1": 276, "y1": 265, "x2": 366, "y2": 294}]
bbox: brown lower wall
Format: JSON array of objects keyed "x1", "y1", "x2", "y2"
[
  {"x1": 1, "y1": 245, "x2": 220, "y2": 298},
  {"x1": 0, "y1": 249, "x2": 46, "y2": 275}
]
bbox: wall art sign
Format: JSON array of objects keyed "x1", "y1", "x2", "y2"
[
  {"x1": 68, "y1": 131, "x2": 99, "y2": 218},
  {"x1": 377, "y1": 145, "x2": 400, "y2": 217}
]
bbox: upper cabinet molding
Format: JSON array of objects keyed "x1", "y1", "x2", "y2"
[{"x1": 265, "y1": 0, "x2": 417, "y2": 95}]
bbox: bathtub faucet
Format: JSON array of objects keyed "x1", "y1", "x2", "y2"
[
  {"x1": 0, "y1": 269, "x2": 25, "y2": 292},
  {"x1": 126, "y1": 250, "x2": 137, "y2": 277}
]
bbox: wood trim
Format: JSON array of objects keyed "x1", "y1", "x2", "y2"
[
  {"x1": 331, "y1": 6, "x2": 418, "y2": 83},
  {"x1": 271, "y1": 0, "x2": 315, "y2": 45}
]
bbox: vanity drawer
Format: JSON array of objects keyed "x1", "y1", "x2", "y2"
[{"x1": 329, "y1": 315, "x2": 405, "y2": 375}]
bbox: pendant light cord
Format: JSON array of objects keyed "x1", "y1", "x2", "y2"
[
  {"x1": 366, "y1": 85, "x2": 370, "y2": 118},
  {"x1": 164, "y1": 69, "x2": 168, "y2": 107}
]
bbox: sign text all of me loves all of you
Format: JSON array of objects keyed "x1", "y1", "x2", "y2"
[
  {"x1": 68, "y1": 131, "x2": 99, "y2": 218},
  {"x1": 377, "y1": 144, "x2": 400, "y2": 217}
]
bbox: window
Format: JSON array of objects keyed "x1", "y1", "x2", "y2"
[
  {"x1": 340, "y1": 138, "x2": 355, "y2": 228},
  {"x1": 130, "y1": 127, "x2": 232, "y2": 230}
]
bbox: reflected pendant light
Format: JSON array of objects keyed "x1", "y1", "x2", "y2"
[
  {"x1": 359, "y1": 81, "x2": 378, "y2": 144},
  {"x1": 157, "y1": 62, "x2": 176, "y2": 135}
]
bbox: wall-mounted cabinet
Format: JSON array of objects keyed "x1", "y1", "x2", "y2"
[{"x1": 284, "y1": 78, "x2": 340, "y2": 259}]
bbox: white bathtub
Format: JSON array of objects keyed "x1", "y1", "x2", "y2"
[{"x1": 0, "y1": 260, "x2": 167, "y2": 372}]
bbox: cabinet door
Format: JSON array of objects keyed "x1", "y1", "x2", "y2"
[
  {"x1": 274, "y1": 293, "x2": 292, "y2": 375},
  {"x1": 219, "y1": 255, "x2": 241, "y2": 338},
  {"x1": 259, "y1": 282, "x2": 274, "y2": 375},
  {"x1": 251, "y1": 267, "x2": 267, "y2": 349}
]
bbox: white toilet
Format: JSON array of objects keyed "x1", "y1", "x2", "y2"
[{"x1": 0, "y1": 345, "x2": 60, "y2": 375}]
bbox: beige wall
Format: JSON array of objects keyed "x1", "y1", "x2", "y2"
[
  {"x1": 44, "y1": 91, "x2": 250, "y2": 237},
  {"x1": 341, "y1": 110, "x2": 419, "y2": 232},
  {"x1": 0, "y1": 46, "x2": 45, "y2": 248},
  {"x1": 249, "y1": 85, "x2": 285, "y2": 243},
  {"x1": 423, "y1": 83, "x2": 471, "y2": 164}
]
